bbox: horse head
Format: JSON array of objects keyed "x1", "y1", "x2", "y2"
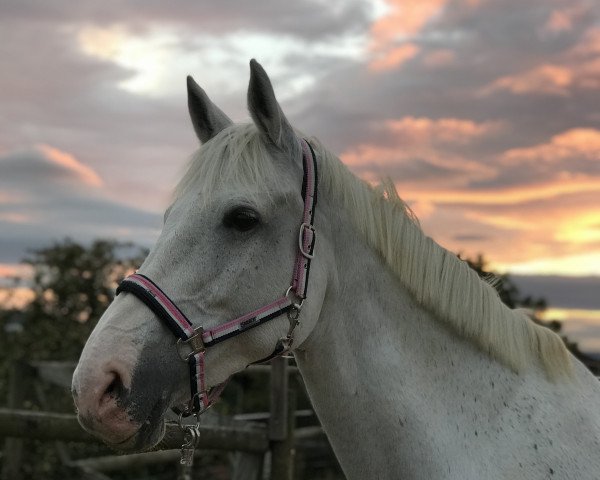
[{"x1": 71, "y1": 60, "x2": 331, "y2": 451}]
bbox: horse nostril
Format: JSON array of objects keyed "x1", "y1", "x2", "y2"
[
  {"x1": 106, "y1": 377, "x2": 117, "y2": 395},
  {"x1": 100, "y1": 371, "x2": 126, "y2": 408}
]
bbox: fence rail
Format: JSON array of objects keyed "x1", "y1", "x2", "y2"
[
  {"x1": 0, "y1": 357, "x2": 311, "y2": 480},
  {"x1": 0, "y1": 408, "x2": 269, "y2": 453}
]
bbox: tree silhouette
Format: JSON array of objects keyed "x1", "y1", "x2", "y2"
[{"x1": 0, "y1": 239, "x2": 147, "y2": 390}]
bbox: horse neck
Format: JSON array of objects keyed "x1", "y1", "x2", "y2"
[{"x1": 293, "y1": 205, "x2": 524, "y2": 478}]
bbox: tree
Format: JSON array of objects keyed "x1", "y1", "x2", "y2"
[
  {"x1": 462, "y1": 254, "x2": 547, "y2": 310},
  {"x1": 462, "y1": 254, "x2": 600, "y2": 374},
  {"x1": 0, "y1": 239, "x2": 149, "y2": 480},
  {"x1": 0, "y1": 239, "x2": 148, "y2": 390}
]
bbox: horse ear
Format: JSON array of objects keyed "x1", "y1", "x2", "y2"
[
  {"x1": 187, "y1": 76, "x2": 233, "y2": 144},
  {"x1": 247, "y1": 59, "x2": 295, "y2": 150}
]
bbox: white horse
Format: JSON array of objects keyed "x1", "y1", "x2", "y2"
[{"x1": 72, "y1": 60, "x2": 600, "y2": 479}]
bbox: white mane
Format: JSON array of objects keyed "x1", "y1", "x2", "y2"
[{"x1": 177, "y1": 123, "x2": 571, "y2": 378}]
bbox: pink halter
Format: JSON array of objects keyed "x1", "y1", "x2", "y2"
[{"x1": 116, "y1": 138, "x2": 318, "y2": 414}]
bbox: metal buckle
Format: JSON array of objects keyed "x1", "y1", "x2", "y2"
[
  {"x1": 176, "y1": 327, "x2": 205, "y2": 361},
  {"x1": 298, "y1": 222, "x2": 316, "y2": 259}
]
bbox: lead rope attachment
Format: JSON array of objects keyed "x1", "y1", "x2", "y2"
[{"x1": 177, "y1": 412, "x2": 202, "y2": 480}]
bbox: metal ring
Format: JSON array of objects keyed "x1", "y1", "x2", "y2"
[{"x1": 285, "y1": 286, "x2": 304, "y2": 310}]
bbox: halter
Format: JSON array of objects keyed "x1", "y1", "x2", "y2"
[{"x1": 116, "y1": 138, "x2": 318, "y2": 415}]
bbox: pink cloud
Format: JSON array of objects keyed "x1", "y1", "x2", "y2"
[
  {"x1": 0, "y1": 212, "x2": 31, "y2": 224},
  {"x1": 0, "y1": 263, "x2": 31, "y2": 279},
  {"x1": 340, "y1": 116, "x2": 503, "y2": 191},
  {"x1": 418, "y1": 193, "x2": 600, "y2": 273},
  {"x1": 368, "y1": 0, "x2": 449, "y2": 71},
  {"x1": 371, "y1": 0, "x2": 447, "y2": 43},
  {"x1": 369, "y1": 43, "x2": 419, "y2": 72},
  {"x1": 338, "y1": 120, "x2": 600, "y2": 274},
  {"x1": 481, "y1": 26, "x2": 600, "y2": 98},
  {"x1": 480, "y1": 64, "x2": 574, "y2": 96},
  {"x1": 400, "y1": 177, "x2": 600, "y2": 206},
  {"x1": 384, "y1": 116, "x2": 503, "y2": 145},
  {"x1": 422, "y1": 48, "x2": 456, "y2": 69},
  {"x1": 37, "y1": 144, "x2": 103, "y2": 187},
  {"x1": 543, "y1": 5, "x2": 589, "y2": 34},
  {"x1": 502, "y1": 128, "x2": 600, "y2": 164}
]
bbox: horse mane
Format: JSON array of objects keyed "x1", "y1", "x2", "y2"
[{"x1": 176, "y1": 123, "x2": 572, "y2": 378}]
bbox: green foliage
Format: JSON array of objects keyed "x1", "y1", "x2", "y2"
[
  {"x1": 0, "y1": 238, "x2": 148, "y2": 366},
  {"x1": 0, "y1": 239, "x2": 148, "y2": 480}
]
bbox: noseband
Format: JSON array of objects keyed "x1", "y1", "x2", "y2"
[{"x1": 116, "y1": 138, "x2": 318, "y2": 415}]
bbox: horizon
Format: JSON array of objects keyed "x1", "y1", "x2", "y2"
[{"x1": 0, "y1": 0, "x2": 598, "y2": 351}]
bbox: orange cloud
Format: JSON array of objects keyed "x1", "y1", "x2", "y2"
[
  {"x1": 568, "y1": 27, "x2": 600, "y2": 57},
  {"x1": 464, "y1": 199, "x2": 600, "y2": 248},
  {"x1": 400, "y1": 177, "x2": 600, "y2": 205},
  {"x1": 341, "y1": 144, "x2": 494, "y2": 189},
  {"x1": 556, "y1": 211, "x2": 600, "y2": 245},
  {"x1": 481, "y1": 27, "x2": 600, "y2": 97},
  {"x1": 422, "y1": 48, "x2": 455, "y2": 69},
  {"x1": 37, "y1": 144, "x2": 103, "y2": 187},
  {"x1": 418, "y1": 186, "x2": 600, "y2": 275},
  {"x1": 371, "y1": 0, "x2": 447, "y2": 44},
  {"x1": 0, "y1": 212, "x2": 31, "y2": 224},
  {"x1": 340, "y1": 117, "x2": 502, "y2": 187},
  {"x1": 340, "y1": 117, "x2": 600, "y2": 277},
  {"x1": 502, "y1": 128, "x2": 600, "y2": 164},
  {"x1": 370, "y1": 43, "x2": 419, "y2": 72},
  {"x1": 384, "y1": 116, "x2": 503, "y2": 145},
  {"x1": 494, "y1": 253, "x2": 600, "y2": 278},
  {"x1": 544, "y1": 5, "x2": 589, "y2": 34},
  {"x1": 368, "y1": 0, "x2": 449, "y2": 71},
  {"x1": 0, "y1": 263, "x2": 32, "y2": 279},
  {"x1": 481, "y1": 64, "x2": 573, "y2": 96}
]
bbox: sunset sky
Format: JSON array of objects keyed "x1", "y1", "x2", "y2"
[{"x1": 1, "y1": 0, "x2": 599, "y2": 350}]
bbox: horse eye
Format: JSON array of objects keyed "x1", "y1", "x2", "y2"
[{"x1": 223, "y1": 207, "x2": 260, "y2": 232}]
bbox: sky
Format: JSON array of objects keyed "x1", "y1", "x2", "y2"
[{"x1": 0, "y1": 0, "x2": 599, "y2": 349}]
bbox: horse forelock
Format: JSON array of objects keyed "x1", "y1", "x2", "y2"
[{"x1": 174, "y1": 123, "x2": 286, "y2": 207}]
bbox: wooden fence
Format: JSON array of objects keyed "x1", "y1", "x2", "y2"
[{"x1": 0, "y1": 357, "x2": 337, "y2": 480}]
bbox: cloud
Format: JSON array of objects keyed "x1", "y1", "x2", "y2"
[
  {"x1": 0, "y1": 146, "x2": 103, "y2": 191},
  {"x1": 511, "y1": 276, "x2": 600, "y2": 310},
  {"x1": 478, "y1": 21, "x2": 600, "y2": 98},
  {"x1": 338, "y1": 116, "x2": 502, "y2": 189},
  {"x1": 369, "y1": 43, "x2": 419, "y2": 71},
  {"x1": 0, "y1": 0, "x2": 598, "y2": 295},
  {"x1": 0, "y1": 0, "x2": 374, "y2": 42},
  {"x1": 480, "y1": 64, "x2": 574, "y2": 97},
  {"x1": 502, "y1": 128, "x2": 600, "y2": 165},
  {"x1": 412, "y1": 178, "x2": 600, "y2": 205},
  {"x1": 0, "y1": 146, "x2": 161, "y2": 264},
  {"x1": 37, "y1": 145, "x2": 103, "y2": 186},
  {"x1": 543, "y1": 5, "x2": 593, "y2": 34},
  {"x1": 383, "y1": 117, "x2": 503, "y2": 145}
]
